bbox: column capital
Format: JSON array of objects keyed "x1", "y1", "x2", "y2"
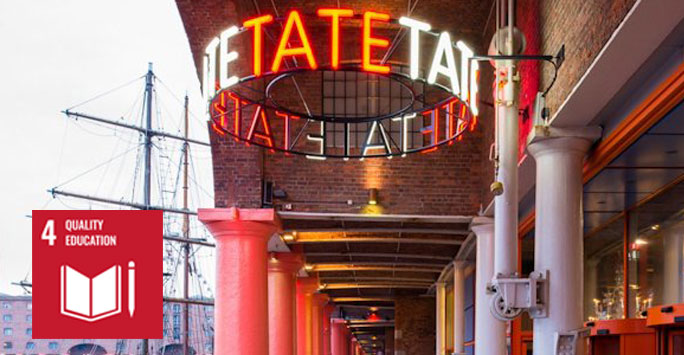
[
  {"x1": 313, "y1": 292, "x2": 330, "y2": 306},
  {"x1": 268, "y1": 252, "x2": 304, "y2": 273},
  {"x1": 470, "y1": 216, "x2": 494, "y2": 236},
  {"x1": 452, "y1": 260, "x2": 468, "y2": 269},
  {"x1": 199, "y1": 207, "x2": 280, "y2": 240},
  {"x1": 297, "y1": 276, "x2": 320, "y2": 294},
  {"x1": 527, "y1": 125, "x2": 602, "y2": 157}
]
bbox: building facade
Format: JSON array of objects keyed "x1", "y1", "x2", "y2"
[
  {"x1": 173, "y1": 0, "x2": 684, "y2": 354},
  {"x1": 1, "y1": 294, "x2": 213, "y2": 355}
]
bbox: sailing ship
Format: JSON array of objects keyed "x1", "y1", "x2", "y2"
[{"x1": 20, "y1": 63, "x2": 216, "y2": 355}]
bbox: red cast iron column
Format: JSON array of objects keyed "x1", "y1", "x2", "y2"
[
  {"x1": 297, "y1": 276, "x2": 320, "y2": 355},
  {"x1": 331, "y1": 319, "x2": 350, "y2": 355},
  {"x1": 269, "y1": 252, "x2": 305, "y2": 355},
  {"x1": 199, "y1": 207, "x2": 279, "y2": 355}
]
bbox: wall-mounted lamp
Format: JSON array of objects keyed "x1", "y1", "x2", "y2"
[
  {"x1": 304, "y1": 264, "x2": 314, "y2": 272},
  {"x1": 368, "y1": 188, "x2": 379, "y2": 205},
  {"x1": 282, "y1": 231, "x2": 297, "y2": 242}
]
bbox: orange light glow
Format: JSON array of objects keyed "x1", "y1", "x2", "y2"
[
  {"x1": 317, "y1": 8, "x2": 354, "y2": 69},
  {"x1": 243, "y1": 14, "x2": 274, "y2": 77},
  {"x1": 271, "y1": 10, "x2": 317, "y2": 73},
  {"x1": 247, "y1": 105, "x2": 275, "y2": 149},
  {"x1": 362, "y1": 11, "x2": 391, "y2": 74}
]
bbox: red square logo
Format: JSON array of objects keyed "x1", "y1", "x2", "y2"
[{"x1": 32, "y1": 210, "x2": 163, "y2": 339}]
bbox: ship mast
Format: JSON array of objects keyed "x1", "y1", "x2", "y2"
[
  {"x1": 182, "y1": 94, "x2": 191, "y2": 355},
  {"x1": 47, "y1": 63, "x2": 215, "y2": 355},
  {"x1": 141, "y1": 62, "x2": 154, "y2": 355}
]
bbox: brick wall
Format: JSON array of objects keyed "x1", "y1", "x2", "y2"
[
  {"x1": 394, "y1": 296, "x2": 435, "y2": 355},
  {"x1": 533, "y1": 0, "x2": 637, "y2": 117}
]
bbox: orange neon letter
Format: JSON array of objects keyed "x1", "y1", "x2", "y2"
[
  {"x1": 243, "y1": 14, "x2": 274, "y2": 77},
  {"x1": 362, "y1": 11, "x2": 391, "y2": 74},
  {"x1": 271, "y1": 10, "x2": 317, "y2": 73},
  {"x1": 317, "y1": 8, "x2": 354, "y2": 69}
]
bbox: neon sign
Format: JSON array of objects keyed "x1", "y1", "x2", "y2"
[{"x1": 203, "y1": 10, "x2": 480, "y2": 159}]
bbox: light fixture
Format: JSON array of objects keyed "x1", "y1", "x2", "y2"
[
  {"x1": 304, "y1": 264, "x2": 314, "y2": 271},
  {"x1": 368, "y1": 188, "x2": 379, "y2": 205},
  {"x1": 282, "y1": 231, "x2": 296, "y2": 242},
  {"x1": 635, "y1": 239, "x2": 648, "y2": 246},
  {"x1": 650, "y1": 224, "x2": 660, "y2": 231}
]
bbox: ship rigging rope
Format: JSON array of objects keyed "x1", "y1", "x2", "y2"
[
  {"x1": 65, "y1": 75, "x2": 144, "y2": 111},
  {"x1": 52, "y1": 144, "x2": 142, "y2": 188}
]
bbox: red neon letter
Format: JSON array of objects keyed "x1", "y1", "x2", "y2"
[
  {"x1": 271, "y1": 10, "x2": 317, "y2": 73},
  {"x1": 275, "y1": 111, "x2": 299, "y2": 151},
  {"x1": 362, "y1": 11, "x2": 391, "y2": 74},
  {"x1": 211, "y1": 91, "x2": 227, "y2": 134},
  {"x1": 227, "y1": 92, "x2": 243, "y2": 141},
  {"x1": 247, "y1": 106, "x2": 275, "y2": 148},
  {"x1": 243, "y1": 14, "x2": 274, "y2": 77},
  {"x1": 317, "y1": 8, "x2": 354, "y2": 70}
]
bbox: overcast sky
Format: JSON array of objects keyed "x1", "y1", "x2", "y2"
[{"x1": 0, "y1": 0, "x2": 215, "y2": 295}]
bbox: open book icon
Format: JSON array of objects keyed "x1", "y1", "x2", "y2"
[{"x1": 60, "y1": 265, "x2": 122, "y2": 322}]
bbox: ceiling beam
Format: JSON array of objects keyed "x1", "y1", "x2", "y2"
[
  {"x1": 311, "y1": 261, "x2": 447, "y2": 268},
  {"x1": 332, "y1": 297, "x2": 394, "y2": 303},
  {"x1": 312, "y1": 265, "x2": 443, "y2": 273},
  {"x1": 348, "y1": 323, "x2": 395, "y2": 328},
  {"x1": 291, "y1": 236, "x2": 462, "y2": 245},
  {"x1": 338, "y1": 304, "x2": 394, "y2": 310},
  {"x1": 284, "y1": 228, "x2": 469, "y2": 235},
  {"x1": 279, "y1": 211, "x2": 472, "y2": 223},
  {"x1": 306, "y1": 252, "x2": 455, "y2": 261},
  {"x1": 321, "y1": 276, "x2": 436, "y2": 283},
  {"x1": 320, "y1": 283, "x2": 432, "y2": 290}
]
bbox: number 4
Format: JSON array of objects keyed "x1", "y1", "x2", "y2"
[{"x1": 41, "y1": 220, "x2": 56, "y2": 246}]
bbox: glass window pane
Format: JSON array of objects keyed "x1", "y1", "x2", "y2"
[
  {"x1": 585, "y1": 215, "x2": 625, "y2": 320},
  {"x1": 628, "y1": 179, "x2": 684, "y2": 317}
]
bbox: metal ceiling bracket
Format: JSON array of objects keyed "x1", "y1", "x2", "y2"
[
  {"x1": 487, "y1": 270, "x2": 548, "y2": 321},
  {"x1": 554, "y1": 327, "x2": 590, "y2": 355}
]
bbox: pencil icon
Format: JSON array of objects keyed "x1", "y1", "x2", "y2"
[{"x1": 128, "y1": 261, "x2": 135, "y2": 317}]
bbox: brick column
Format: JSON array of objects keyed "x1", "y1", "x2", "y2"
[
  {"x1": 269, "y1": 252, "x2": 304, "y2": 355},
  {"x1": 199, "y1": 208, "x2": 279, "y2": 355}
]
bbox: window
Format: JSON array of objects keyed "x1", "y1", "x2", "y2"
[
  {"x1": 322, "y1": 70, "x2": 425, "y2": 151},
  {"x1": 2, "y1": 303, "x2": 10, "y2": 309},
  {"x1": 49, "y1": 342, "x2": 59, "y2": 350},
  {"x1": 26, "y1": 302, "x2": 32, "y2": 310},
  {"x1": 116, "y1": 341, "x2": 125, "y2": 352},
  {"x1": 173, "y1": 314, "x2": 180, "y2": 326},
  {"x1": 26, "y1": 328, "x2": 32, "y2": 336},
  {"x1": 3, "y1": 341, "x2": 11, "y2": 349},
  {"x1": 3, "y1": 328, "x2": 12, "y2": 336},
  {"x1": 205, "y1": 342, "x2": 213, "y2": 352},
  {"x1": 2, "y1": 314, "x2": 11, "y2": 322},
  {"x1": 173, "y1": 327, "x2": 181, "y2": 340},
  {"x1": 585, "y1": 215, "x2": 625, "y2": 320},
  {"x1": 26, "y1": 314, "x2": 31, "y2": 322},
  {"x1": 173, "y1": 304, "x2": 181, "y2": 313},
  {"x1": 26, "y1": 342, "x2": 35, "y2": 350}
]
